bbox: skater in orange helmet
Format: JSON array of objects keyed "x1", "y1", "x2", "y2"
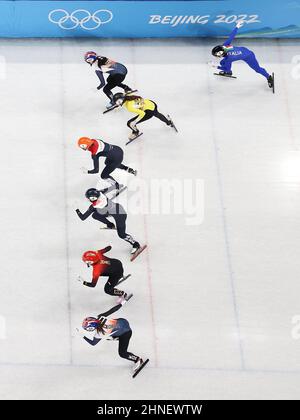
[{"x1": 78, "y1": 136, "x2": 137, "y2": 190}]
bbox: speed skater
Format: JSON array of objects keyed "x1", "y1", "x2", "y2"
[
  {"x1": 78, "y1": 245, "x2": 131, "y2": 300},
  {"x1": 84, "y1": 51, "x2": 134, "y2": 107},
  {"x1": 211, "y1": 21, "x2": 274, "y2": 89},
  {"x1": 112, "y1": 92, "x2": 177, "y2": 141},
  {"x1": 78, "y1": 137, "x2": 137, "y2": 190},
  {"x1": 77, "y1": 300, "x2": 148, "y2": 377},
  {"x1": 75, "y1": 187, "x2": 141, "y2": 255}
]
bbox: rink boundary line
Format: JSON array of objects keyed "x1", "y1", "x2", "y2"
[
  {"x1": 60, "y1": 39, "x2": 73, "y2": 364},
  {"x1": 1, "y1": 361, "x2": 300, "y2": 376},
  {"x1": 130, "y1": 39, "x2": 159, "y2": 368},
  {"x1": 206, "y1": 65, "x2": 246, "y2": 370}
]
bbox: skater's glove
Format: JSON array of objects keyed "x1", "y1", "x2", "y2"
[
  {"x1": 73, "y1": 327, "x2": 84, "y2": 338},
  {"x1": 80, "y1": 167, "x2": 88, "y2": 174},
  {"x1": 236, "y1": 20, "x2": 244, "y2": 28},
  {"x1": 77, "y1": 275, "x2": 85, "y2": 284},
  {"x1": 97, "y1": 84, "x2": 104, "y2": 90},
  {"x1": 207, "y1": 60, "x2": 218, "y2": 68}
]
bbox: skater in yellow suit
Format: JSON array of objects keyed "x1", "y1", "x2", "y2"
[{"x1": 113, "y1": 92, "x2": 176, "y2": 141}]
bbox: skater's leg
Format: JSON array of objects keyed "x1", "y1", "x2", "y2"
[
  {"x1": 127, "y1": 115, "x2": 139, "y2": 131},
  {"x1": 136, "y1": 102, "x2": 170, "y2": 126},
  {"x1": 152, "y1": 103, "x2": 171, "y2": 125},
  {"x1": 127, "y1": 110, "x2": 155, "y2": 137},
  {"x1": 110, "y1": 73, "x2": 131, "y2": 92},
  {"x1": 116, "y1": 75, "x2": 131, "y2": 92},
  {"x1": 101, "y1": 162, "x2": 120, "y2": 189},
  {"x1": 244, "y1": 52, "x2": 270, "y2": 79},
  {"x1": 109, "y1": 147, "x2": 136, "y2": 174},
  {"x1": 119, "y1": 83, "x2": 131, "y2": 92},
  {"x1": 112, "y1": 212, "x2": 130, "y2": 240},
  {"x1": 127, "y1": 116, "x2": 141, "y2": 139},
  {"x1": 100, "y1": 148, "x2": 124, "y2": 188},
  {"x1": 149, "y1": 103, "x2": 174, "y2": 129},
  {"x1": 103, "y1": 73, "x2": 131, "y2": 96},
  {"x1": 135, "y1": 110, "x2": 154, "y2": 126},
  {"x1": 218, "y1": 57, "x2": 233, "y2": 75},
  {"x1": 104, "y1": 274, "x2": 124, "y2": 296},
  {"x1": 127, "y1": 110, "x2": 155, "y2": 138},
  {"x1": 118, "y1": 162, "x2": 137, "y2": 176},
  {"x1": 103, "y1": 74, "x2": 120, "y2": 101},
  {"x1": 111, "y1": 205, "x2": 140, "y2": 248},
  {"x1": 154, "y1": 110, "x2": 170, "y2": 125},
  {"x1": 118, "y1": 163, "x2": 129, "y2": 171},
  {"x1": 104, "y1": 261, "x2": 124, "y2": 296},
  {"x1": 92, "y1": 212, "x2": 115, "y2": 229},
  {"x1": 118, "y1": 330, "x2": 139, "y2": 362}
]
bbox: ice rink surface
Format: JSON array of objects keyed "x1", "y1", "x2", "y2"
[{"x1": 0, "y1": 37, "x2": 300, "y2": 400}]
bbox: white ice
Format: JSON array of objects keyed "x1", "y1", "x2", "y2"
[{"x1": 0, "y1": 38, "x2": 300, "y2": 400}]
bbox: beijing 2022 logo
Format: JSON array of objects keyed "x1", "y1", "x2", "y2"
[{"x1": 48, "y1": 9, "x2": 113, "y2": 30}]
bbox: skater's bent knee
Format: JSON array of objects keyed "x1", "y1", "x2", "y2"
[{"x1": 92, "y1": 213, "x2": 103, "y2": 221}]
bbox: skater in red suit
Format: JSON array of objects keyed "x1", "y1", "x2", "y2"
[{"x1": 77, "y1": 245, "x2": 131, "y2": 300}]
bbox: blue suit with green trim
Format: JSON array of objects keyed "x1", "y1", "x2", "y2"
[{"x1": 218, "y1": 27, "x2": 270, "y2": 79}]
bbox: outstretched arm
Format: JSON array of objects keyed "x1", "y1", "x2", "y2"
[
  {"x1": 98, "y1": 245, "x2": 112, "y2": 254},
  {"x1": 83, "y1": 336, "x2": 101, "y2": 346},
  {"x1": 223, "y1": 21, "x2": 243, "y2": 46},
  {"x1": 95, "y1": 70, "x2": 105, "y2": 90},
  {"x1": 75, "y1": 327, "x2": 101, "y2": 346},
  {"x1": 76, "y1": 205, "x2": 94, "y2": 221},
  {"x1": 82, "y1": 277, "x2": 98, "y2": 288},
  {"x1": 78, "y1": 272, "x2": 101, "y2": 288},
  {"x1": 223, "y1": 26, "x2": 238, "y2": 46},
  {"x1": 88, "y1": 155, "x2": 100, "y2": 174}
]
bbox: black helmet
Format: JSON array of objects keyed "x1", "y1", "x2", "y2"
[
  {"x1": 212, "y1": 45, "x2": 227, "y2": 57},
  {"x1": 113, "y1": 92, "x2": 125, "y2": 105},
  {"x1": 85, "y1": 188, "x2": 100, "y2": 201},
  {"x1": 97, "y1": 56, "x2": 108, "y2": 66}
]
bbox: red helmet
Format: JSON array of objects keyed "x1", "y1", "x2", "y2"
[{"x1": 82, "y1": 250, "x2": 99, "y2": 265}]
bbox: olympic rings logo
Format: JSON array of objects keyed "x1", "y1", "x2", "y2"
[{"x1": 48, "y1": 9, "x2": 113, "y2": 30}]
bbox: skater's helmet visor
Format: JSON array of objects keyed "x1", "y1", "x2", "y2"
[
  {"x1": 78, "y1": 137, "x2": 93, "y2": 150},
  {"x1": 212, "y1": 46, "x2": 226, "y2": 57},
  {"x1": 113, "y1": 92, "x2": 125, "y2": 106},
  {"x1": 82, "y1": 317, "x2": 99, "y2": 331},
  {"x1": 84, "y1": 51, "x2": 98, "y2": 65}
]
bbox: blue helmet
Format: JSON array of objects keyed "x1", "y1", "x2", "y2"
[
  {"x1": 84, "y1": 51, "x2": 97, "y2": 65},
  {"x1": 82, "y1": 317, "x2": 99, "y2": 331}
]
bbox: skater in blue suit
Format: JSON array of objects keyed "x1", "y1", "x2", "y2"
[{"x1": 211, "y1": 21, "x2": 274, "y2": 90}]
